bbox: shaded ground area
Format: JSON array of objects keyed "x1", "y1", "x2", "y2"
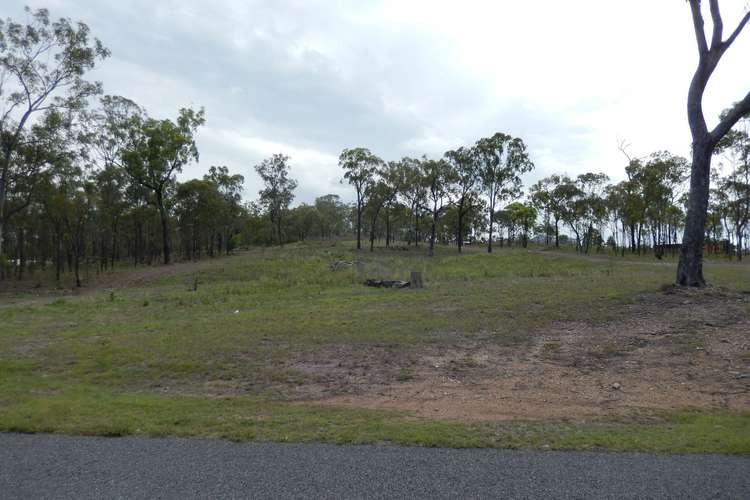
[{"x1": 2, "y1": 433, "x2": 749, "y2": 500}]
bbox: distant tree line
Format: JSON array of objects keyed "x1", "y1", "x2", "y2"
[{"x1": 1, "y1": 7, "x2": 748, "y2": 287}]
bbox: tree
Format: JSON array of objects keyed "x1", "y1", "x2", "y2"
[
  {"x1": 560, "y1": 173, "x2": 609, "y2": 253},
  {"x1": 255, "y1": 153, "x2": 297, "y2": 245},
  {"x1": 444, "y1": 146, "x2": 480, "y2": 253},
  {"x1": 393, "y1": 157, "x2": 426, "y2": 247},
  {"x1": 501, "y1": 202, "x2": 537, "y2": 248},
  {"x1": 122, "y1": 107, "x2": 205, "y2": 264},
  {"x1": 678, "y1": 1, "x2": 750, "y2": 286},
  {"x1": 314, "y1": 194, "x2": 348, "y2": 239},
  {"x1": 422, "y1": 158, "x2": 455, "y2": 256},
  {"x1": 716, "y1": 115, "x2": 750, "y2": 259},
  {"x1": 94, "y1": 164, "x2": 128, "y2": 269},
  {"x1": 174, "y1": 179, "x2": 222, "y2": 259},
  {"x1": 530, "y1": 174, "x2": 570, "y2": 248},
  {"x1": 629, "y1": 152, "x2": 688, "y2": 257},
  {"x1": 475, "y1": 133, "x2": 534, "y2": 253},
  {"x1": 363, "y1": 180, "x2": 388, "y2": 252},
  {"x1": 204, "y1": 165, "x2": 245, "y2": 255},
  {"x1": 339, "y1": 147, "x2": 382, "y2": 250},
  {"x1": 364, "y1": 162, "x2": 400, "y2": 252},
  {"x1": 0, "y1": 7, "x2": 109, "y2": 261}
]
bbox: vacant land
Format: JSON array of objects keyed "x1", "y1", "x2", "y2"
[{"x1": 1, "y1": 243, "x2": 749, "y2": 453}]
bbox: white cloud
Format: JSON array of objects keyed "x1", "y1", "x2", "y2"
[{"x1": 8, "y1": 0, "x2": 750, "y2": 203}]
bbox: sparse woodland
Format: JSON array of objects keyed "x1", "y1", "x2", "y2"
[
  {"x1": 0, "y1": 4, "x2": 748, "y2": 288},
  {"x1": 1, "y1": 2, "x2": 750, "y2": 457}
]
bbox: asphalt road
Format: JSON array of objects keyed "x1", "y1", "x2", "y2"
[{"x1": 1, "y1": 433, "x2": 748, "y2": 499}]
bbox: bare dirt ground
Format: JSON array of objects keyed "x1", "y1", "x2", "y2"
[{"x1": 288, "y1": 287, "x2": 750, "y2": 421}]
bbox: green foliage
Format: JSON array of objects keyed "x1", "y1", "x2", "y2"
[
  {"x1": 255, "y1": 154, "x2": 298, "y2": 245},
  {"x1": 0, "y1": 6, "x2": 109, "y2": 263}
]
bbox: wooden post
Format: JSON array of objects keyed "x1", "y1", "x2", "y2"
[{"x1": 410, "y1": 271, "x2": 423, "y2": 289}]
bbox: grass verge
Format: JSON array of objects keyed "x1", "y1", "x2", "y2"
[{"x1": 0, "y1": 387, "x2": 748, "y2": 454}]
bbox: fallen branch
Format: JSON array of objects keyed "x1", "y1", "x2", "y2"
[{"x1": 364, "y1": 279, "x2": 410, "y2": 289}]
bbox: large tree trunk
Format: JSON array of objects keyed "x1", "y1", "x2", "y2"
[{"x1": 678, "y1": 0, "x2": 750, "y2": 285}]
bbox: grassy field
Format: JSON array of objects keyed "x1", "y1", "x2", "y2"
[{"x1": 1, "y1": 242, "x2": 749, "y2": 453}]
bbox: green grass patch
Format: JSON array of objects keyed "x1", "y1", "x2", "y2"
[
  {"x1": 0, "y1": 387, "x2": 747, "y2": 453},
  {"x1": 1, "y1": 243, "x2": 749, "y2": 452}
]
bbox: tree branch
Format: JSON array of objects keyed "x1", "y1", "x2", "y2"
[
  {"x1": 690, "y1": 0, "x2": 709, "y2": 54},
  {"x1": 711, "y1": 90, "x2": 750, "y2": 145},
  {"x1": 722, "y1": 9, "x2": 750, "y2": 51},
  {"x1": 708, "y1": 0, "x2": 724, "y2": 50}
]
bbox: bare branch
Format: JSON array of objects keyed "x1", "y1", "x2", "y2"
[
  {"x1": 722, "y1": 9, "x2": 750, "y2": 51},
  {"x1": 708, "y1": 0, "x2": 724, "y2": 49},
  {"x1": 690, "y1": 0, "x2": 709, "y2": 54}
]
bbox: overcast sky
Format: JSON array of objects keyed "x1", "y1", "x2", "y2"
[{"x1": 7, "y1": 1, "x2": 750, "y2": 203}]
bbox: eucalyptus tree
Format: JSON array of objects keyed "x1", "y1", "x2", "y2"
[
  {"x1": 255, "y1": 153, "x2": 297, "y2": 246},
  {"x1": 287, "y1": 203, "x2": 320, "y2": 242},
  {"x1": 0, "y1": 7, "x2": 109, "y2": 259},
  {"x1": 529, "y1": 174, "x2": 571, "y2": 248},
  {"x1": 502, "y1": 202, "x2": 537, "y2": 248},
  {"x1": 314, "y1": 194, "x2": 348, "y2": 239},
  {"x1": 363, "y1": 180, "x2": 389, "y2": 252},
  {"x1": 204, "y1": 165, "x2": 245, "y2": 254},
  {"x1": 339, "y1": 147, "x2": 383, "y2": 250},
  {"x1": 717, "y1": 118, "x2": 750, "y2": 259},
  {"x1": 421, "y1": 158, "x2": 455, "y2": 256},
  {"x1": 37, "y1": 154, "x2": 93, "y2": 285},
  {"x1": 574, "y1": 173, "x2": 610, "y2": 253},
  {"x1": 444, "y1": 146, "x2": 479, "y2": 253},
  {"x1": 630, "y1": 152, "x2": 688, "y2": 256},
  {"x1": 679, "y1": 1, "x2": 750, "y2": 285},
  {"x1": 475, "y1": 133, "x2": 534, "y2": 253},
  {"x1": 94, "y1": 164, "x2": 128, "y2": 269},
  {"x1": 91, "y1": 96, "x2": 145, "y2": 169},
  {"x1": 2, "y1": 109, "x2": 75, "y2": 247},
  {"x1": 393, "y1": 156, "x2": 427, "y2": 246},
  {"x1": 372, "y1": 161, "x2": 401, "y2": 250},
  {"x1": 122, "y1": 107, "x2": 205, "y2": 264},
  {"x1": 605, "y1": 182, "x2": 631, "y2": 256},
  {"x1": 174, "y1": 179, "x2": 223, "y2": 259},
  {"x1": 556, "y1": 176, "x2": 586, "y2": 250}
]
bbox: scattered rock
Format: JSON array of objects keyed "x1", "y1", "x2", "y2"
[
  {"x1": 736, "y1": 373, "x2": 750, "y2": 380},
  {"x1": 611, "y1": 382, "x2": 621, "y2": 390}
]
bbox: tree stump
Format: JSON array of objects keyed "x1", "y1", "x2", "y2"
[{"x1": 410, "y1": 271, "x2": 423, "y2": 289}]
